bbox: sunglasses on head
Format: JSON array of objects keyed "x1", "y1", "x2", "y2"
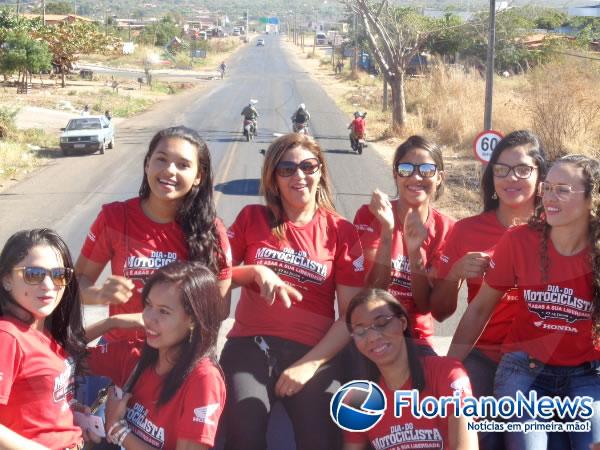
[
  {"x1": 395, "y1": 162, "x2": 438, "y2": 178},
  {"x1": 275, "y1": 158, "x2": 321, "y2": 177},
  {"x1": 13, "y1": 266, "x2": 73, "y2": 286}
]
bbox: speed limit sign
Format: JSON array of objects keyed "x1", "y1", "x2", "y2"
[{"x1": 473, "y1": 130, "x2": 503, "y2": 163}]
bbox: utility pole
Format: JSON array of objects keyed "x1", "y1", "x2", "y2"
[
  {"x1": 483, "y1": 0, "x2": 496, "y2": 130},
  {"x1": 16, "y1": 0, "x2": 20, "y2": 16},
  {"x1": 352, "y1": 12, "x2": 358, "y2": 76},
  {"x1": 42, "y1": 0, "x2": 46, "y2": 24}
]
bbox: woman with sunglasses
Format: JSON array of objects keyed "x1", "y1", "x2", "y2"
[
  {"x1": 76, "y1": 126, "x2": 232, "y2": 345},
  {"x1": 431, "y1": 131, "x2": 546, "y2": 450},
  {"x1": 344, "y1": 288, "x2": 478, "y2": 450},
  {"x1": 448, "y1": 154, "x2": 600, "y2": 450},
  {"x1": 84, "y1": 261, "x2": 226, "y2": 449},
  {"x1": 353, "y1": 135, "x2": 452, "y2": 353},
  {"x1": 221, "y1": 133, "x2": 364, "y2": 450},
  {"x1": 0, "y1": 229, "x2": 87, "y2": 449}
]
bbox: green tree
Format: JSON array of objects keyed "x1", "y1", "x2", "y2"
[
  {"x1": 0, "y1": 31, "x2": 52, "y2": 92},
  {"x1": 345, "y1": 1, "x2": 437, "y2": 128},
  {"x1": 138, "y1": 16, "x2": 181, "y2": 47},
  {"x1": 35, "y1": 21, "x2": 120, "y2": 87}
]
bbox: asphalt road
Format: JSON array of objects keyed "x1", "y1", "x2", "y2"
[{"x1": 0, "y1": 33, "x2": 465, "y2": 448}]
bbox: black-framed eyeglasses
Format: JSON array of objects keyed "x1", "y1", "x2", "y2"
[
  {"x1": 395, "y1": 163, "x2": 438, "y2": 178},
  {"x1": 351, "y1": 315, "x2": 399, "y2": 339},
  {"x1": 538, "y1": 182, "x2": 586, "y2": 201},
  {"x1": 492, "y1": 163, "x2": 536, "y2": 179},
  {"x1": 275, "y1": 158, "x2": 321, "y2": 177},
  {"x1": 13, "y1": 266, "x2": 73, "y2": 286}
]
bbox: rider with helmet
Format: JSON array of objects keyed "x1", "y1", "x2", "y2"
[
  {"x1": 291, "y1": 103, "x2": 310, "y2": 132},
  {"x1": 241, "y1": 101, "x2": 259, "y2": 135},
  {"x1": 348, "y1": 111, "x2": 366, "y2": 150}
]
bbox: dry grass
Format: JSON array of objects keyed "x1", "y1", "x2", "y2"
[{"x1": 526, "y1": 60, "x2": 600, "y2": 160}]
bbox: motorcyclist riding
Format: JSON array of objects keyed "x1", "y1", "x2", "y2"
[
  {"x1": 291, "y1": 103, "x2": 310, "y2": 133},
  {"x1": 219, "y1": 61, "x2": 227, "y2": 79},
  {"x1": 241, "y1": 101, "x2": 259, "y2": 136},
  {"x1": 348, "y1": 111, "x2": 366, "y2": 148}
]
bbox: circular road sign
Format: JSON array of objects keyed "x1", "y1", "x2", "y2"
[{"x1": 473, "y1": 130, "x2": 503, "y2": 163}]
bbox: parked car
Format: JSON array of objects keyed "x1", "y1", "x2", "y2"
[
  {"x1": 60, "y1": 116, "x2": 115, "y2": 156},
  {"x1": 256, "y1": 38, "x2": 265, "y2": 46}
]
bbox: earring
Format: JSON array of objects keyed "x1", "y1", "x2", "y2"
[
  {"x1": 492, "y1": 192, "x2": 498, "y2": 200},
  {"x1": 2, "y1": 283, "x2": 10, "y2": 291},
  {"x1": 188, "y1": 326, "x2": 194, "y2": 343}
]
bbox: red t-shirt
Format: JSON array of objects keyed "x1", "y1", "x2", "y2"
[
  {"x1": 81, "y1": 197, "x2": 232, "y2": 342},
  {"x1": 485, "y1": 225, "x2": 600, "y2": 365},
  {"x1": 88, "y1": 340, "x2": 225, "y2": 449},
  {"x1": 227, "y1": 205, "x2": 365, "y2": 346},
  {"x1": 435, "y1": 211, "x2": 519, "y2": 361},
  {"x1": 354, "y1": 202, "x2": 455, "y2": 345},
  {"x1": 344, "y1": 356, "x2": 472, "y2": 450},
  {"x1": 0, "y1": 317, "x2": 82, "y2": 450},
  {"x1": 351, "y1": 118, "x2": 366, "y2": 136}
]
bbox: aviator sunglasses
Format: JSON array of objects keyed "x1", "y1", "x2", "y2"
[
  {"x1": 395, "y1": 162, "x2": 438, "y2": 178},
  {"x1": 275, "y1": 158, "x2": 321, "y2": 177},
  {"x1": 12, "y1": 266, "x2": 73, "y2": 286}
]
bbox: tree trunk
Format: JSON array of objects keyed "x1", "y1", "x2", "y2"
[
  {"x1": 390, "y1": 71, "x2": 407, "y2": 128},
  {"x1": 61, "y1": 67, "x2": 66, "y2": 88}
]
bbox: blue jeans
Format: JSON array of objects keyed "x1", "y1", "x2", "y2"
[
  {"x1": 494, "y1": 351, "x2": 600, "y2": 450},
  {"x1": 464, "y1": 348, "x2": 505, "y2": 450}
]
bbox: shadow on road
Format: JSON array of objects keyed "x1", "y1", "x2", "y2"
[{"x1": 215, "y1": 178, "x2": 260, "y2": 196}]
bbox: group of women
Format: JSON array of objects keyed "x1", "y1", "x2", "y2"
[{"x1": 0, "y1": 124, "x2": 597, "y2": 450}]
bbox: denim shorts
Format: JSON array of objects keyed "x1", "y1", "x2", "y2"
[{"x1": 494, "y1": 351, "x2": 600, "y2": 450}]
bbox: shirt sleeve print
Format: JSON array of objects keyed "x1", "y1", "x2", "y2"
[
  {"x1": 335, "y1": 220, "x2": 366, "y2": 287},
  {"x1": 177, "y1": 365, "x2": 226, "y2": 446}
]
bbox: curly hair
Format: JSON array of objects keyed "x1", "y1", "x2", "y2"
[
  {"x1": 529, "y1": 154, "x2": 600, "y2": 343},
  {"x1": 139, "y1": 126, "x2": 224, "y2": 274},
  {"x1": 260, "y1": 133, "x2": 336, "y2": 241}
]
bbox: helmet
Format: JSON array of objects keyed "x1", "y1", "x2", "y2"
[
  {"x1": 299, "y1": 103, "x2": 305, "y2": 110},
  {"x1": 354, "y1": 111, "x2": 361, "y2": 118}
]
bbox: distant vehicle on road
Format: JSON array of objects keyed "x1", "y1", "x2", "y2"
[
  {"x1": 257, "y1": 38, "x2": 265, "y2": 46},
  {"x1": 60, "y1": 116, "x2": 114, "y2": 156},
  {"x1": 316, "y1": 32, "x2": 327, "y2": 45}
]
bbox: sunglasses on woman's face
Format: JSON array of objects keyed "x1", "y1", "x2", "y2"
[
  {"x1": 275, "y1": 158, "x2": 321, "y2": 177},
  {"x1": 395, "y1": 162, "x2": 438, "y2": 178},
  {"x1": 12, "y1": 266, "x2": 73, "y2": 286}
]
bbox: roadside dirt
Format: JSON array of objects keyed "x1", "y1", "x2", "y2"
[{"x1": 282, "y1": 39, "x2": 483, "y2": 220}]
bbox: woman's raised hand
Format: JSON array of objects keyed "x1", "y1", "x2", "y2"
[
  {"x1": 368, "y1": 189, "x2": 395, "y2": 233},
  {"x1": 95, "y1": 275, "x2": 135, "y2": 305}
]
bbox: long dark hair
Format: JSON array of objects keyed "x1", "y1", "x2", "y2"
[
  {"x1": 261, "y1": 133, "x2": 336, "y2": 240},
  {"x1": 139, "y1": 126, "x2": 224, "y2": 274},
  {"x1": 345, "y1": 289, "x2": 425, "y2": 392},
  {"x1": 131, "y1": 261, "x2": 222, "y2": 406},
  {"x1": 481, "y1": 130, "x2": 547, "y2": 212},
  {"x1": 0, "y1": 229, "x2": 87, "y2": 370},
  {"x1": 529, "y1": 154, "x2": 600, "y2": 343},
  {"x1": 392, "y1": 135, "x2": 445, "y2": 200}
]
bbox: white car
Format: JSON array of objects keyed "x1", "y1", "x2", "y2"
[
  {"x1": 257, "y1": 38, "x2": 265, "y2": 46},
  {"x1": 60, "y1": 116, "x2": 115, "y2": 156}
]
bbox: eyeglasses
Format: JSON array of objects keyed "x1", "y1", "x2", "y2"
[
  {"x1": 275, "y1": 158, "x2": 321, "y2": 177},
  {"x1": 492, "y1": 163, "x2": 536, "y2": 179},
  {"x1": 395, "y1": 163, "x2": 438, "y2": 178},
  {"x1": 13, "y1": 266, "x2": 73, "y2": 286},
  {"x1": 538, "y1": 182, "x2": 586, "y2": 201},
  {"x1": 351, "y1": 315, "x2": 399, "y2": 339}
]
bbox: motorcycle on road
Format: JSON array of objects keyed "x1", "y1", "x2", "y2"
[
  {"x1": 351, "y1": 135, "x2": 367, "y2": 154},
  {"x1": 293, "y1": 121, "x2": 309, "y2": 136},
  {"x1": 243, "y1": 119, "x2": 256, "y2": 142}
]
